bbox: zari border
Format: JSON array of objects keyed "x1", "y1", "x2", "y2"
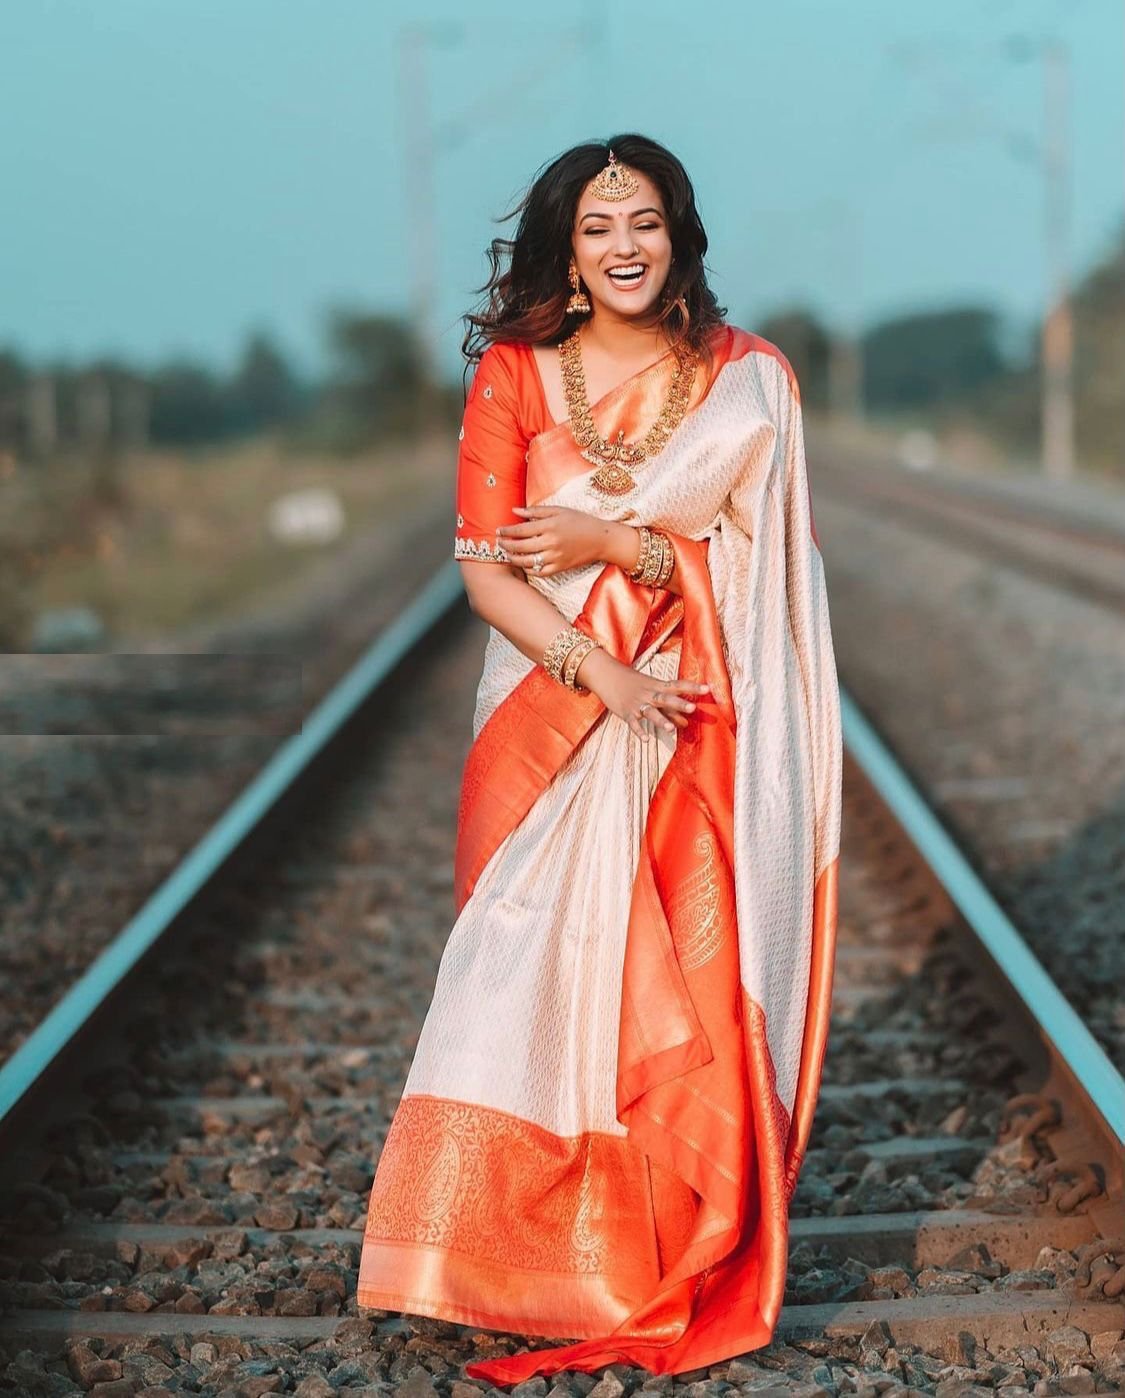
[
  {"x1": 359, "y1": 1239, "x2": 641, "y2": 1342},
  {"x1": 454, "y1": 535, "x2": 510, "y2": 563}
]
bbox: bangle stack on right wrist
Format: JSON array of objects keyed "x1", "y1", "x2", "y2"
[{"x1": 541, "y1": 624, "x2": 603, "y2": 692}]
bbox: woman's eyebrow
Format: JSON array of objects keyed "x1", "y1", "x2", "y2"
[{"x1": 579, "y1": 206, "x2": 663, "y2": 223}]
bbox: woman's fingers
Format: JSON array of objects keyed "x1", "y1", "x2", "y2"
[
  {"x1": 497, "y1": 520, "x2": 549, "y2": 540},
  {"x1": 643, "y1": 702, "x2": 677, "y2": 733},
  {"x1": 502, "y1": 541, "x2": 546, "y2": 562},
  {"x1": 617, "y1": 675, "x2": 713, "y2": 741},
  {"x1": 652, "y1": 692, "x2": 696, "y2": 713},
  {"x1": 504, "y1": 543, "x2": 548, "y2": 560},
  {"x1": 501, "y1": 533, "x2": 548, "y2": 555}
]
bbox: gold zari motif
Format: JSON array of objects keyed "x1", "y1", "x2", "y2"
[{"x1": 669, "y1": 832, "x2": 723, "y2": 971}]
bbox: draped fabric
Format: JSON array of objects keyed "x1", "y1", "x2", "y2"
[{"x1": 358, "y1": 324, "x2": 843, "y2": 1383}]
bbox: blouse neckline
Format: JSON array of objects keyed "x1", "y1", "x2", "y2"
[{"x1": 523, "y1": 338, "x2": 680, "y2": 431}]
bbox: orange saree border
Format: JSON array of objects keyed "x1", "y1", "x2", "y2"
[
  {"x1": 357, "y1": 1093, "x2": 698, "y2": 1339},
  {"x1": 362, "y1": 536, "x2": 840, "y2": 1383}
]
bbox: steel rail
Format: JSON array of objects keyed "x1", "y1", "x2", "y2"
[
  {"x1": 0, "y1": 560, "x2": 466, "y2": 1126},
  {"x1": 841, "y1": 687, "x2": 1125, "y2": 1149}
]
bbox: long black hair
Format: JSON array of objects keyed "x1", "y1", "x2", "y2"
[{"x1": 461, "y1": 133, "x2": 727, "y2": 382}]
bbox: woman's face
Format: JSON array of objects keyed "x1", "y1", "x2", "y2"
[{"x1": 571, "y1": 170, "x2": 673, "y2": 324}]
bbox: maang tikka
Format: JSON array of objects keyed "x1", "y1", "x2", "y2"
[
  {"x1": 589, "y1": 147, "x2": 640, "y2": 201},
  {"x1": 566, "y1": 149, "x2": 641, "y2": 314}
]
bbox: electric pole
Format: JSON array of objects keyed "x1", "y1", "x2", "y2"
[{"x1": 1040, "y1": 39, "x2": 1074, "y2": 480}]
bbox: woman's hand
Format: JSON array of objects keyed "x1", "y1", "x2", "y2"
[
  {"x1": 576, "y1": 649, "x2": 710, "y2": 741},
  {"x1": 497, "y1": 506, "x2": 638, "y2": 577}
]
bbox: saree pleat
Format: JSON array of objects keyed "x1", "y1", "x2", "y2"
[{"x1": 359, "y1": 326, "x2": 843, "y2": 1382}]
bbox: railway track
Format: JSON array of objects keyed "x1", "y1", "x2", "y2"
[
  {"x1": 811, "y1": 458, "x2": 1125, "y2": 617},
  {"x1": 1, "y1": 561, "x2": 1122, "y2": 1397}
]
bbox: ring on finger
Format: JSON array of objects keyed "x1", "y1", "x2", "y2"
[{"x1": 532, "y1": 552, "x2": 544, "y2": 572}]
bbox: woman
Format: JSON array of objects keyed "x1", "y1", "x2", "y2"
[{"x1": 358, "y1": 134, "x2": 842, "y2": 1385}]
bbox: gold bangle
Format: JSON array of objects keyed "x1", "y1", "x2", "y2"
[
  {"x1": 562, "y1": 634, "x2": 601, "y2": 691},
  {"x1": 639, "y1": 528, "x2": 663, "y2": 585},
  {"x1": 542, "y1": 625, "x2": 603, "y2": 688},
  {"x1": 652, "y1": 530, "x2": 674, "y2": 587},
  {"x1": 627, "y1": 525, "x2": 653, "y2": 582},
  {"x1": 542, "y1": 626, "x2": 582, "y2": 684}
]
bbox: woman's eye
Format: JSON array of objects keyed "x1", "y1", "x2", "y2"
[{"x1": 586, "y1": 223, "x2": 660, "y2": 235}]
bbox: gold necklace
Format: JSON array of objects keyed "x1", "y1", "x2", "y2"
[{"x1": 558, "y1": 328, "x2": 700, "y2": 497}]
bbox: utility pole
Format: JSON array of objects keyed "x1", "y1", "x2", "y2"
[
  {"x1": 1040, "y1": 39, "x2": 1074, "y2": 480},
  {"x1": 827, "y1": 200, "x2": 864, "y2": 425},
  {"x1": 394, "y1": 20, "x2": 596, "y2": 391},
  {"x1": 395, "y1": 26, "x2": 441, "y2": 409},
  {"x1": 888, "y1": 32, "x2": 1079, "y2": 479}
]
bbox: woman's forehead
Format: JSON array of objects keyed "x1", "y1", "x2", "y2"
[{"x1": 575, "y1": 178, "x2": 664, "y2": 221}]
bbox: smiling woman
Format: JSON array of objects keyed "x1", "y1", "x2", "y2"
[{"x1": 356, "y1": 134, "x2": 843, "y2": 1386}]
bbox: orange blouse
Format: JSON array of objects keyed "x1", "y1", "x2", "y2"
[
  {"x1": 452, "y1": 327, "x2": 754, "y2": 565},
  {"x1": 452, "y1": 342, "x2": 551, "y2": 564}
]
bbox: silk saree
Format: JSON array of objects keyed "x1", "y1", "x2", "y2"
[{"x1": 358, "y1": 323, "x2": 843, "y2": 1384}]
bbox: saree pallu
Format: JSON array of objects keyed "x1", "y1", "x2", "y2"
[{"x1": 358, "y1": 328, "x2": 843, "y2": 1383}]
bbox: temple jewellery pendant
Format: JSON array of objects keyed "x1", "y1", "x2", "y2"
[
  {"x1": 583, "y1": 431, "x2": 641, "y2": 496},
  {"x1": 559, "y1": 328, "x2": 700, "y2": 499}
]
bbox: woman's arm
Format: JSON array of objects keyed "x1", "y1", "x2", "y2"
[
  {"x1": 459, "y1": 560, "x2": 705, "y2": 739},
  {"x1": 496, "y1": 508, "x2": 683, "y2": 594}
]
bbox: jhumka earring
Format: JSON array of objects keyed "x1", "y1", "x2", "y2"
[{"x1": 566, "y1": 258, "x2": 591, "y2": 315}]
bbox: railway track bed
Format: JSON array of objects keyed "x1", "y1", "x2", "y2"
[{"x1": 1, "y1": 584, "x2": 1122, "y2": 1396}]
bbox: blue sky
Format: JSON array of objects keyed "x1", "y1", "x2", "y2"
[{"x1": 2, "y1": 0, "x2": 1122, "y2": 379}]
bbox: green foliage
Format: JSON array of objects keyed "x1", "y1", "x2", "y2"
[
  {"x1": 756, "y1": 309, "x2": 832, "y2": 410},
  {"x1": 151, "y1": 329, "x2": 305, "y2": 443},
  {"x1": 756, "y1": 221, "x2": 1124, "y2": 477},
  {"x1": 862, "y1": 307, "x2": 1008, "y2": 411},
  {"x1": 310, "y1": 309, "x2": 435, "y2": 451}
]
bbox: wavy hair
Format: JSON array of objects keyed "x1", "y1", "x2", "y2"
[{"x1": 460, "y1": 133, "x2": 727, "y2": 387}]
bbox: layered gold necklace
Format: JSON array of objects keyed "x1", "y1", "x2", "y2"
[{"x1": 558, "y1": 328, "x2": 700, "y2": 497}]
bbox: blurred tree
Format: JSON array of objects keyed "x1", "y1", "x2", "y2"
[
  {"x1": 862, "y1": 307, "x2": 1008, "y2": 411},
  {"x1": 0, "y1": 349, "x2": 28, "y2": 449},
  {"x1": 228, "y1": 329, "x2": 302, "y2": 433},
  {"x1": 755, "y1": 308, "x2": 832, "y2": 411},
  {"x1": 149, "y1": 361, "x2": 232, "y2": 443},
  {"x1": 949, "y1": 225, "x2": 1124, "y2": 475},
  {"x1": 317, "y1": 310, "x2": 433, "y2": 449}
]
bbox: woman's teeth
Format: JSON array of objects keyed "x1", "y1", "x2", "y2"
[{"x1": 606, "y1": 264, "x2": 647, "y2": 287}]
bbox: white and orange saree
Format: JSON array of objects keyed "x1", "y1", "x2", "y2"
[{"x1": 358, "y1": 324, "x2": 843, "y2": 1384}]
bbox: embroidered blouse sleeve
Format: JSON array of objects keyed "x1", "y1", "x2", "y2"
[{"x1": 453, "y1": 345, "x2": 529, "y2": 563}]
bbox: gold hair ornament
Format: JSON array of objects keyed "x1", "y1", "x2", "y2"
[{"x1": 589, "y1": 148, "x2": 640, "y2": 201}]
